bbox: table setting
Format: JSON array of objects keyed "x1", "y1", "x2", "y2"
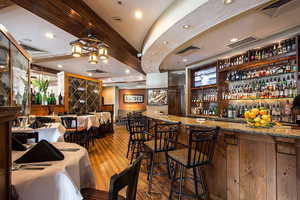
[
  {"x1": 11, "y1": 140, "x2": 96, "y2": 200},
  {"x1": 12, "y1": 121, "x2": 66, "y2": 143}
]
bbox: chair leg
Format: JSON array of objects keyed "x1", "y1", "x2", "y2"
[
  {"x1": 178, "y1": 164, "x2": 185, "y2": 200},
  {"x1": 165, "y1": 152, "x2": 171, "y2": 179},
  {"x1": 193, "y1": 167, "x2": 200, "y2": 199},
  {"x1": 126, "y1": 139, "x2": 131, "y2": 158},
  {"x1": 198, "y1": 166, "x2": 208, "y2": 200},
  {"x1": 148, "y1": 152, "x2": 155, "y2": 194},
  {"x1": 168, "y1": 159, "x2": 177, "y2": 200},
  {"x1": 130, "y1": 142, "x2": 136, "y2": 164}
]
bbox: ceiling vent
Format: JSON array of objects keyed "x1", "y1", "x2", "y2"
[
  {"x1": 176, "y1": 45, "x2": 200, "y2": 56},
  {"x1": 86, "y1": 69, "x2": 106, "y2": 73},
  {"x1": 261, "y1": 0, "x2": 298, "y2": 17},
  {"x1": 112, "y1": 16, "x2": 122, "y2": 21},
  {"x1": 227, "y1": 36, "x2": 257, "y2": 49},
  {"x1": 19, "y1": 43, "x2": 47, "y2": 54}
]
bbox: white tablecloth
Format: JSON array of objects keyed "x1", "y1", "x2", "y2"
[
  {"x1": 12, "y1": 142, "x2": 96, "y2": 200},
  {"x1": 59, "y1": 115, "x2": 98, "y2": 130},
  {"x1": 92, "y1": 112, "x2": 111, "y2": 124},
  {"x1": 12, "y1": 123, "x2": 66, "y2": 142}
]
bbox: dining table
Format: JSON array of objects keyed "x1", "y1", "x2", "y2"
[
  {"x1": 12, "y1": 142, "x2": 96, "y2": 200},
  {"x1": 12, "y1": 122, "x2": 66, "y2": 142}
]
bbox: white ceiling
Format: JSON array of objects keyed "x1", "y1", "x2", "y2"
[
  {"x1": 0, "y1": 5, "x2": 77, "y2": 58},
  {"x1": 161, "y1": 0, "x2": 300, "y2": 70},
  {"x1": 0, "y1": 5, "x2": 144, "y2": 82},
  {"x1": 141, "y1": 0, "x2": 273, "y2": 73},
  {"x1": 82, "y1": 0, "x2": 175, "y2": 51},
  {"x1": 37, "y1": 56, "x2": 143, "y2": 79}
]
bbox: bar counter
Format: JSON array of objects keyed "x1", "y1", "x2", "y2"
[
  {"x1": 143, "y1": 111, "x2": 300, "y2": 139},
  {"x1": 143, "y1": 111, "x2": 300, "y2": 200}
]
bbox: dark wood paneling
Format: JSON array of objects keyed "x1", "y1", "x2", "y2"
[
  {"x1": 0, "y1": 107, "x2": 19, "y2": 200},
  {"x1": 0, "y1": 0, "x2": 13, "y2": 10},
  {"x1": 31, "y1": 64, "x2": 60, "y2": 74},
  {"x1": 11, "y1": 0, "x2": 144, "y2": 74}
]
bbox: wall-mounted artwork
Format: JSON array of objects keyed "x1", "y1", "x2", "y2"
[
  {"x1": 123, "y1": 94, "x2": 144, "y2": 104},
  {"x1": 147, "y1": 88, "x2": 168, "y2": 105}
]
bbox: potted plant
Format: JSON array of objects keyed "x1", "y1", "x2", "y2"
[{"x1": 31, "y1": 79, "x2": 49, "y2": 105}]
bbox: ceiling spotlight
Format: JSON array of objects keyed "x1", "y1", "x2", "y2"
[
  {"x1": 102, "y1": 59, "x2": 108, "y2": 64},
  {"x1": 223, "y1": 0, "x2": 233, "y2": 4},
  {"x1": 88, "y1": 72, "x2": 92, "y2": 77},
  {"x1": 139, "y1": 76, "x2": 144, "y2": 80},
  {"x1": 183, "y1": 58, "x2": 188, "y2": 62},
  {"x1": 45, "y1": 32, "x2": 55, "y2": 39},
  {"x1": 163, "y1": 41, "x2": 168, "y2": 45},
  {"x1": 230, "y1": 38, "x2": 238, "y2": 42},
  {"x1": 134, "y1": 10, "x2": 143, "y2": 19},
  {"x1": 57, "y1": 64, "x2": 63, "y2": 68},
  {"x1": 183, "y1": 25, "x2": 190, "y2": 29},
  {"x1": 125, "y1": 69, "x2": 130, "y2": 74}
]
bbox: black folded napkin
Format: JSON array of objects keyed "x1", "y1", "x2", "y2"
[
  {"x1": 12, "y1": 136, "x2": 27, "y2": 151},
  {"x1": 29, "y1": 120, "x2": 44, "y2": 129},
  {"x1": 14, "y1": 140, "x2": 64, "y2": 164}
]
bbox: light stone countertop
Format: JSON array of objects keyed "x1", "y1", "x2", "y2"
[{"x1": 143, "y1": 111, "x2": 300, "y2": 139}]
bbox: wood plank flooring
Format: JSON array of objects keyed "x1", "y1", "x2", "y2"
[{"x1": 88, "y1": 125, "x2": 170, "y2": 200}]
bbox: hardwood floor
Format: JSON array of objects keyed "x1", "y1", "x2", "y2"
[{"x1": 88, "y1": 125, "x2": 171, "y2": 200}]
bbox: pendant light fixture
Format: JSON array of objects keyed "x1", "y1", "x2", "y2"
[{"x1": 70, "y1": 34, "x2": 109, "y2": 64}]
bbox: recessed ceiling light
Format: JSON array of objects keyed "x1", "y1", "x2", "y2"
[
  {"x1": 230, "y1": 38, "x2": 238, "y2": 42},
  {"x1": 45, "y1": 32, "x2": 55, "y2": 39},
  {"x1": 223, "y1": 0, "x2": 233, "y2": 5},
  {"x1": 0, "y1": 65, "x2": 5, "y2": 69},
  {"x1": 103, "y1": 59, "x2": 108, "y2": 64},
  {"x1": 163, "y1": 41, "x2": 168, "y2": 45},
  {"x1": 183, "y1": 58, "x2": 188, "y2": 62},
  {"x1": 183, "y1": 25, "x2": 190, "y2": 29},
  {"x1": 134, "y1": 10, "x2": 143, "y2": 19},
  {"x1": 139, "y1": 76, "x2": 144, "y2": 80},
  {"x1": 57, "y1": 64, "x2": 63, "y2": 68},
  {"x1": 88, "y1": 72, "x2": 92, "y2": 77},
  {"x1": 125, "y1": 69, "x2": 130, "y2": 74}
]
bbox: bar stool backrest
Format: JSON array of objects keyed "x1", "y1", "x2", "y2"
[
  {"x1": 153, "y1": 122, "x2": 181, "y2": 152},
  {"x1": 187, "y1": 127, "x2": 219, "y2": 167},
  {"x1": 109, "y1": 155, "x2": 143, "y2": 200},
  {"x1": 61, "y1": 117, "x2": 78, "y2": 131},
  {"x1": 127, "y1": 116, "x2": 148, "y2": 141}
]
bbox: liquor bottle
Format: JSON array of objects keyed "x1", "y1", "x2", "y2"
[{"x1": 273, "y1": 44, "x2": 277, "y2": 56}]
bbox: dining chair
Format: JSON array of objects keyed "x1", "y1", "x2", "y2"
[
  {"x1": 167, "y1": 126, "x2": 220, "y2": 200},
  {"x1": 36, "y1": 117, "x2": 55, "y2": 124},
  {"x1": 61, "y1": 117, "x2": 89, "y2": 148},
  {"x1": 81, "y1": 155, "x2": 143, "y2": 200},
  {"x1": 13, "y1": 132, "x2": 39, "y2": 144},
  {"x1": 144, "y1": 121, "x2": 181, "y2": 193}
]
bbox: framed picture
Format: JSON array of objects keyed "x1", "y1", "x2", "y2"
[
  {"x1": 147, "y1": 88, "x2": 168, "y2": 105},
  {"x1": 123, "y1": 94, "x2": 144, "y2": 104}
]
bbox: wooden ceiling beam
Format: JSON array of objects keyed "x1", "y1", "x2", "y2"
[
  {"x1": 0, "y1": 0, "x2": 14, "y2": 10},
  {"x1": 10, "y1": 0, "x2": 144, "y2": 74}
]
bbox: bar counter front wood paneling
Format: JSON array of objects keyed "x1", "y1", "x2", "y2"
[{"x1": 143, "y1": 111, "x2": 300, "y2": 200}]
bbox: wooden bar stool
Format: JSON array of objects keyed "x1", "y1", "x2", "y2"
[
  {"x1": 126, "y1": 115, "x2": 150, "y2": 164},
  {"x1": 167, "y1": 126, "x2": 219, "y2": 200},
  {"x1": 144, "y1": 121, "x2": 181, "y2": 194}
]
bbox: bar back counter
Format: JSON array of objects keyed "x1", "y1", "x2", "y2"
[{"x1": 143, "y1": 111, "x2": 300, "y2": 200}]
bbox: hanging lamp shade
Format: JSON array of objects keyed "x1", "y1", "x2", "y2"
[
  {"x1": 98, "y1": 45, "x2": 108, "y2": 60},
  {"x1": 71, "y1": 43, "x2": 82, "y2": 57},
  {"x1": 89, "y1": 51, "x2": 98, "y2": 64}
]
